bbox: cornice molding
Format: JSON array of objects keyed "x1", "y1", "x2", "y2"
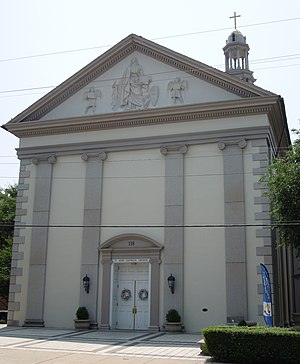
[
  {"x1": 4, "y1": 34, "x2": 275, "y2": 126},
  {"x1": 5, "y1": 97, "x2": 278, "y2": 138},
  {"x1": 26, "y1": 45, "x2": 137, "y2": 122},
  {"x1": 15, "y1": 126, "x2": 270, "y2": 160},
  {"x1": 132, "y1": 43, "x2": 258, "y2": 99}
]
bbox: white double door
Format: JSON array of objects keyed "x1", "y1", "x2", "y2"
[{"x1": 115, "y1": 263, "x2": 149, "y2": 330}]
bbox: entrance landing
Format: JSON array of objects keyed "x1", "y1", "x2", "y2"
[{"x1": 0, "y1": 326, "x2": 204, "y2": 361}]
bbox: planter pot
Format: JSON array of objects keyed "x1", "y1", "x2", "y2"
[
  {"x1": 198, "y1": 339, "x2": 210, "y2": 355},
  {"x1": 74, "y1": 319, "x2": 90, "y2": 329},
  {"x1": 165, "y1": 322, "x2": 182, "y2": 332}
]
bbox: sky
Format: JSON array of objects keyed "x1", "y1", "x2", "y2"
[{"x1": 1, "y1": 0, "x2": 300, "y2": 188}]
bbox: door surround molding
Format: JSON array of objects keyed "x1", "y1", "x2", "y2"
[{"x1": 99, "y1": 234, "x2": 162, "y2": 331}]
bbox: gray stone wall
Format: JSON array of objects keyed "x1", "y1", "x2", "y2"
[{"x1": 7, "y1": 159, "x2": 31, "y2": 326}]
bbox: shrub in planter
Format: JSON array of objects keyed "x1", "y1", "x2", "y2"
[
  {"x1": 165, "y1": 309, "x2": 182, "y2": 332},
  {"x1": 202, "y1": 326, "x2": 300, "y2": 364},
  {"x1": 76, "y1": 306, "x2": 89, "y2": 320},
  {"x1": 74, "y1": 306, "x2": 90, "y2": 329},
  {"x1": 166, "y1": 309, "x2": 181, "y2": 323}
]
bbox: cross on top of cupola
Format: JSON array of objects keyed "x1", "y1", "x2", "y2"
[{"x1": 229, "y1": 11, "x2": 241, "y2": 30}]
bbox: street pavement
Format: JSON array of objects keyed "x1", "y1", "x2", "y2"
[{"x1": 0, "y1": 325, "x2": 221, "y2": 363}]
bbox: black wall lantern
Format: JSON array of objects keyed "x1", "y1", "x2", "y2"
[
  {"x1": 83, "y1": 274, "x2": 90, "y2": 294},
  {"x1": 167, "y1": 274, "x2": 175, "y2": 294}
]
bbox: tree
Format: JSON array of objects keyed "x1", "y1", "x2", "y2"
[
  {"x1": 0, "y1": 185, "x2": 17, "y2": 308},
  {"x1": 262, "y1": 130, "x2": 300, "y2": 257}
]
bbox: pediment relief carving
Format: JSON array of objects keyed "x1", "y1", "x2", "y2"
[
  {"x1": 167, "y1": 77, "x2": 188, "y2": 104},
  {"x1": 83, "y1": 87, "x2": 101, "y2": 114},
  {"x1": 111, "y1": 57, "x2": 159, "y2": 111}
]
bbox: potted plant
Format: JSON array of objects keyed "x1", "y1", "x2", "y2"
[
  {"x1": 74, "y1": 306, "x2": 90, "y2": 329},
  {"x1": 165, "y1": 308, "x2": 182, "y2": 332}
]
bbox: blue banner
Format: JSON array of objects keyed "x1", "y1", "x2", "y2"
[{"x1": 260, "y1": 263, "x2": 273, "y2": 327}]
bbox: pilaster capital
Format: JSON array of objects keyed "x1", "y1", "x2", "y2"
[
  {"x1": 31, "y1": 155, "x2": 57, "y2": 165},
  {"x1": 160, "y1": 144, "x2": 188, "y2": 156},
  {"x1": 101, "y1": 258, "x2": 112, "y2": 265},
  {"x1": 48, "y1": 155, "x2": 57, "y2": 164},
  {"x1": 218, "y1": 139, "x2": 247, "y2": 151},
  {"x1": 81, "y1": 152, "x2": 107, "y2": 162},
  {"x1": 150, "y1": 257, "x2": 162, "y2": 265}
]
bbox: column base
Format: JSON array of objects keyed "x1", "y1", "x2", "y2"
[
  {"x1": 7, "y1": 320, "x2": 19, "y2": 327},
  {"x1": 148, "y1": 325, "x2": 160, "y2": 332},
  {"x1": 98, "y1": 323, "x2": 110, "y2": 330},
  {"x1": 89, "y1": 321, "x2": 98, "y2": 329},
  {"x1": 23, "y1": 319, "x2": 45, "y2": 327}
]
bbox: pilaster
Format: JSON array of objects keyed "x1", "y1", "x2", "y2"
[
  {"x1": 80, "y1": 152, "x2": 106, "y2": 328},
  {"x1": 218, "y1": 140, "x2": 247, "y2": 323},
  {"x1": 24, "y1": 155, "x2": 56, "y2": 327},
  {"x1": 99, "y1": 254, "x2": 112, "y2": 330},
  {"x1": 149, "y1": 257, "x2": 161, "y2": 331},
  {"x1": 160, "y1": 144, "x2": 187, "y2": 322}
]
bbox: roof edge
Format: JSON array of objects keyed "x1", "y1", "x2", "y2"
[{"x1": 4, "y1": 34, "x2": 277, "y2": 126}]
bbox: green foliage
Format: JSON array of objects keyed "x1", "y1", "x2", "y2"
[
  {"x1": 166, "y1": 309, "x2": 181, "y2": 322},
  {"x1": 261, "y1": 130, "x2": 300, "y2": 257},
  {"x1": 0, "y1": 185, "x2": 17, "y2": 247},
  {"x1": 202, "y1": 326, "x2": 300, "y2": 364},
  {"x1": 76, "y1": 306, "x2": 89, "y2": 320},
  {"x1": 0, "y1": 185, "x2": 17, "y2": 307}
]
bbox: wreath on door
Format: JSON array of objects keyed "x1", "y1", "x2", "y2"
[
  {"x1": 138, "y1": 288, "x2": 148, "y2": 300},
  {"x1": 121, "y1": 288, "x2": 131, "y2": 301}
]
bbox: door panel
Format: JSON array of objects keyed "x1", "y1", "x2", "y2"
[
  {"x1": 117, "y1": 279, "x2": 134, "y2": 329},
  {"x1": 136, "y1": 279, "x2": 149, "y2": 329},
  {"x1": 116, "y1": 263, "x2": 149, "y2": 330}
]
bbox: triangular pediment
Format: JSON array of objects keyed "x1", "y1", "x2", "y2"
[{"x1": 4, "y1": 34, "x2": 275, "y2": 128}]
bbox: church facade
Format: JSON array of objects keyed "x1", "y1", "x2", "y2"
[{"x1": 3, "y1": 32, "x2": 296, "y2": 332}]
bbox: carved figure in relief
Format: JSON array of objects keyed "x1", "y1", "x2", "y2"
[
  {"x1": 112, "y1": 57, "x2": 158, "y2": 111},
  {"x1": 167, "y1": 77, "x2": 188, "y2": 104},
  {"x1": 83, "y1": 87, "x2": 101, "y2": 114}
]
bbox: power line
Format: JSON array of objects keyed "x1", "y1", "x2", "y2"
[
  {"x1": 251, "y1": 54, "x2": 300, "y2": 65},
  {"x1": 213, "y1": 53, "x2": 300, "y2": 68},
  {"x1": 0, "y1": 91, "x2": 49, "y2": 99},
  {"x1": 0, "y1": 151, "x2": 267, "y2": 161},
  {"x1": 0, "y1": 222, "x2": 300, "y2": 229},
  {"x1": 1, "y1": 53, "x2": 300, "y2": 98},
  {"x1": 0, "y1": 44, "x2": 112, "y2": 63},
  {"x1": 0, "y1": 16, "x2": 299, "y2": 103},
  {"x1": 0, "y1": 86, "x2": 56, "y2": 95},
  {"x1": 1, "y1": 16, "x2": 299, "y2": 64},
  {"x1": 0, "y1": 166, "x2": 274, "y2": 179},
  {"x1": 0, "y1": 173, "x2": 271, "y2": 180},
  {"x1": 253, "y1": 63, "x2": 300, "y2": 71},
  {"x1": 0, "y1": 69, "x2": 180, "y2": 95}
]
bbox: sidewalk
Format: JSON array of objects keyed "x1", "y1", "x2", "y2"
[{"x1": 0, "y1": 325, "x2": 218, "y2": 363}]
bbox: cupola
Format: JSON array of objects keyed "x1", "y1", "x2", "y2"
[{"x1": 223, "y1": 12, "x2": 256, "y2": 83}]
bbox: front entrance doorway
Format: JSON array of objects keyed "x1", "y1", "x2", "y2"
[
  {"x1": 112, "y1": 263, "x2": 149, "y2": 330},
  {"x1": 100, "y1": 233, "x2": 162, "y2": 331}
]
